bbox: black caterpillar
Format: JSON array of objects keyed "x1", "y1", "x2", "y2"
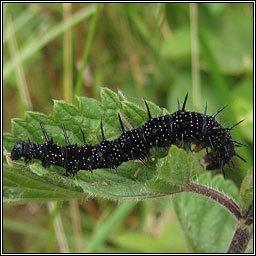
[{"x1": 10, "y1": 94, "x2": 246, "y2": 177}]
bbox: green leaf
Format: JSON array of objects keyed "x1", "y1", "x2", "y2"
[
  {"x1": 145, "y1": 176, "x2": 182, "y2": 194},
  {"x1": 157, "y1": 146, "x2": 193, "y2": 183},
  {"x1": 101, "y1": 87, "x2": 121, "y2": 110},
  {"x1": 3, "y1": 164, "x2": 85, "y2": 205},
  {"x1": 77, "y1": 96, "x2": 104, "y2": 120},
  {"x1": 4, "y1": 88, "x2": 171, "y2": 204},
  {"x1": 121, "y1": 101, "x2": 148, "y2": 127},
  {"x1": 146, "y1": 146, "x2": 203, "y2": 194}
]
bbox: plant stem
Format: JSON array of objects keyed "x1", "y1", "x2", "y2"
[
  {"x1": 227, "y1": 199, "x2": 253, "y2": 253},
  {"x1": 186, "y1": 182, "x2": 242, "y2": 220},
  {"x1": 227, "y1": 225, "x2": 252, "y2": 253}
]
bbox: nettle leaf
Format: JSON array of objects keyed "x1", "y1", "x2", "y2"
[
  {"x1": 3, "y1": 88, "x2": 171, "y2": 204},
  {"x1": 3, "y1": 163, "x2": 85, "y2": 205},
  {"x1": 146, "y1": 146, "x2": 203, "y2": 194}
]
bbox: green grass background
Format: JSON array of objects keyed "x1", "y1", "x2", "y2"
[{"x1": 3, "y1": 3, "x2": 253, "y2": 253}]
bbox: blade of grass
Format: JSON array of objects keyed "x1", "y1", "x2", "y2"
[
  {"x1": 69, "y1": 199, "x2": 83, "y2": 253},
  {"x1": 4, "y1": 4, "x2": 96, "y2": 80},
  {"x1": 85, "y1": 201, "x2": 137, "y2": 253},
  {"x1": 47, "y1": 201, "x2": 60, "y2": 253},
  {"x1": 48, "y1": 201, "x2": 70, "y2": 253},
  {"x1": 6, "y1": 15, "x2": 32, "y2": 111},
  {"x1": 75, "y1": 3, "x2": 101, "y2": 96},
  {"x1": 3, "y1": 217, "x2": 48, "y2": 236},
  {"x1": 63, "y1": 3, "x2": 73, "y2": 103},
  {"x1": 3, "y1": 6, "x2": 38, "y2": 45},
  {"x1": 190, "y1": 3, "x2": 200, "y2": 111}
]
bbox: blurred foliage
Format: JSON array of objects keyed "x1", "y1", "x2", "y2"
[{"x1": 3, "y1": 2, "x2": 253, "y2": 253}]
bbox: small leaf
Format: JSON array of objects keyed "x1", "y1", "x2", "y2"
[
  {"x1": 101, "y1": 87, "x2": 120, "y2": 110},
  {"x1": 54, "y1": 100, "x2": 80, "y2": 123},
  {"x1": 145, "y1": 176, "x2": 183, "y2": 194},
  {"x1": 157, "y1": 146, "x2": 193, "y2": 184},
  {"x1": 122, "y1": 101, "x2": 147, "y2": 127},
  {"x1": 78, "y1": 96, "x2": 104, "y2": 120}
]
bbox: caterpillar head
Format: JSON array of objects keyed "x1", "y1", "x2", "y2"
[
  {"x1": 11, "y1": 141, "x2": 25, "y2": 160},
  {"x1": 200, "y1": 152, "x2": 221, "y2": 170}
]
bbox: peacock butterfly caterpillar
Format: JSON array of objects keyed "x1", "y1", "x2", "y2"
[{"x1": 10, "y1": 94, "x2": 246, "y2": 177}]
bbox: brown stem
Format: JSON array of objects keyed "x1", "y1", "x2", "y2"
[
  {"x1": 227, "y1": 199, "x2": 253, "y2": 253},
  {"x1": 245, "y1": 199, "x2": 254, "y2": 225},
  {"x1": 185, "y1": 182, "x2": 242, "y2": 220},
  {"x1": 227, "y1": 226, "x2": 252, "y2": 253}
]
